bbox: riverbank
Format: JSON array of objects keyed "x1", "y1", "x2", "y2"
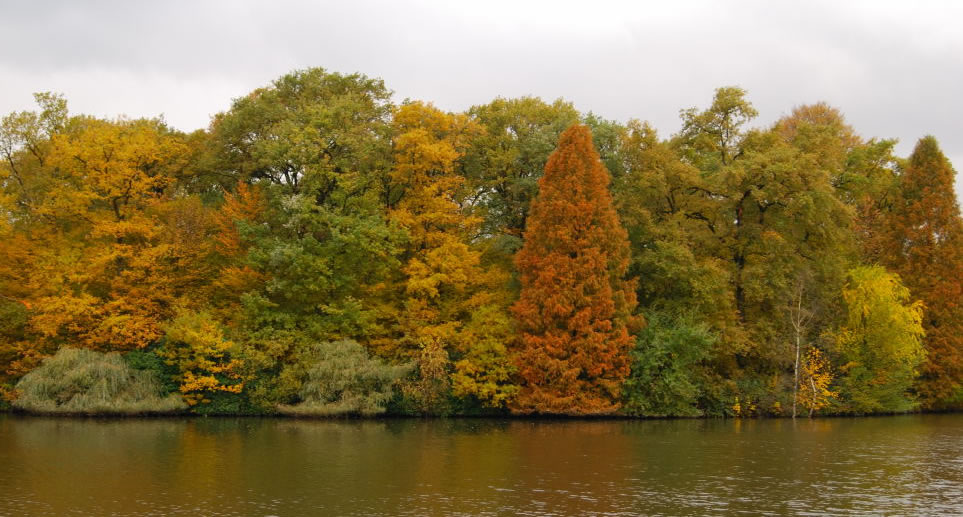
[{"x1": 3, "y1": 402, "x2": 959, "y2": 420}]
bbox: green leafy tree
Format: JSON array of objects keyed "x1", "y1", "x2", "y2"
[
  {"x1": 671, "y1": 88, "x2": 854, "y2": 411},
  {"x1": 203, "y1": 68, "x2": 404, "y2": 407},
  {"x1": 614, "y1": 120, "x2": 735, "y2": 334},
  {"x1": 622, "y1": 313, "x2": 715, "y2": 417},
  {"x1": 460, "y1": 96, "x2": 580, "y2": 243}
]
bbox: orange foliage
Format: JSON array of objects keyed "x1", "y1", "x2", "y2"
[
  {"x1": 511, "y1": 124, "x2": 640, "y2": 415},
  {"x1": 213, "y1": 182, "x2": 265, "y2": 257},
  {"x1": 210, "y1": 183, "x2": 266, "y2": 322},
  {"x1": 18, "y1": 118, "x2": 194, "y2": 352},
  {"x1": 881, "y1": 137, "x2": 963, "y2": 408}
]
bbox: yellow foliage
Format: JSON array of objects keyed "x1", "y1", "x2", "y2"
[
  {"x1": 381, "y1": 101, "x2": 486, "y2": 360},
  {"x1": 798, "y1": 347, "x2": 836, "y2": 416},
  {"x1": 160, "y1": 310, "x2": 244, "y2": 406},
  {"x1": 8, "y1": 117, "x2": 198, "y2": 353},
  {"x1": 377, "y1": 102, "x2": 518, "y2": 408},
  {"x1": 731, "y1": 396, "x2": 757, "y2": 417}
]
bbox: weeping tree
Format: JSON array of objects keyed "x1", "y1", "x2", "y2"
[
  {"x1": 13, "y1": 347, "x2": 185, "y2": 415},
  {"x1": 278, "y1": 340, "x2": 411, "y2": 416}
]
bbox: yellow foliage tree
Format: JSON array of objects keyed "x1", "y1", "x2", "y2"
[
  {"x1": 383, "y1": 101, "x2": 518, "y2": 409},
  {"x1": 160, "y1": 310, "x2": 244, "y2": 406},
  {"x1": 24, "y1": 117, "x2": 192, "y2": 351},
  {"x1": 797, "y1": 347, "x2": 836, "y2": 416}
]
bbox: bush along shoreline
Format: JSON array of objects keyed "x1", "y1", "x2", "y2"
[{"x1": 2, "y1": 68, "x2": 963, "y2": 418}]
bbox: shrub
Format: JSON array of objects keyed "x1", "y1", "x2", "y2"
[
  {"x1": 622, "y1": 313, "x2": 715, "y2": 417},
  {"x1": 278, "y1": 340, "x2": 411, "y2": 417},
  {"x1": 159, "y1": 310, "x2": 245, "y2": 406},
  {"x1": 123, "y1": 344, "x2": 179, "y2": 394},
  {"x1": 13, "y1": 347, "x2": 186, "y2": 415}
]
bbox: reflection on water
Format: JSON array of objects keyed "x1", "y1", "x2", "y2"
[{"x1": 1, "y1": 415, "x2": 961, "y2": 515}]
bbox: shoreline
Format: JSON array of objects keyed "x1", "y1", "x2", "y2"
[{"x1": 3, "y1": 407, "x2": 959, "y2": 421}]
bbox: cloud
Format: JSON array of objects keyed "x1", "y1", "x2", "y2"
[{"x1": 1, "y1": 0, "x2": 961, "y2": 193}]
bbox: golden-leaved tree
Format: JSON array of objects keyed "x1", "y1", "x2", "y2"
[
  {"x1": 29, "y1": 117, "x2": 192, "y2": 351},
  {"x1": 0, "y1": 100, "x2": 198, "y2": 358},
  {"x1": 384, "y1": 101, "x2": 518, "y2": 411}
]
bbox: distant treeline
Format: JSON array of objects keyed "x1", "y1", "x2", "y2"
[{"x1": 1, "y1": 68, "x2": 961, "y2": 417}]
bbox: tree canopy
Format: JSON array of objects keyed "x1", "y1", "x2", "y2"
[{"x1": 2, "y1": 68, "x2": 960, "y2": 417}]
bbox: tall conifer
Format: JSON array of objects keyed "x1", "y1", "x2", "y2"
[
  {"x1": 511, "y1": 124, "x2": 639, "y2": 415},
  {"x1": 883, "y1": 136, "x2": 963, "y2": 408}
]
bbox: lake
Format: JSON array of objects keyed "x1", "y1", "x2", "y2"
[{"x1": 1, "y1": 414, "x2": 961, "y2": 515}]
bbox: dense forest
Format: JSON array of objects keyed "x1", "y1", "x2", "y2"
[{"x1": 1, "y1": 67, "x2": 961, "y2": 417}]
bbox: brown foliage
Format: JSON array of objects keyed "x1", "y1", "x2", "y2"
[
  {"x1": 511, "y1": 124, "x2": 640, "y2": 415},
  {"x1": 881, "y1": 137, "x2": 963, "y2": 407}
]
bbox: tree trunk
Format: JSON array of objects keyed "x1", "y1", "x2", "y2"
[{"x1": 792, "y1": 331, "x2": 800, "y2": 419}]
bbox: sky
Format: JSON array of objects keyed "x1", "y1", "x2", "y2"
[{"x1": 2, "y1": 0, "x2": 961, "y2": 194}]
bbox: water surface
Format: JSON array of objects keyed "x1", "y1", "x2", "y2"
[{"x1": 1, "y1": 414, "x2": 961, "y2": 515}]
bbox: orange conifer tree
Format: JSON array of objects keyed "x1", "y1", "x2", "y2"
[
  {"x1": 511, "y1": 124, "x2": 640, "y2": 415},
  {"x1": 883, "y1": 136, "x2": 963, "y2": 408}
]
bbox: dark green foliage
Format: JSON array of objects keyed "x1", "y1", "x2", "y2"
[
  {"x1": 190, "y1": 390, "x2": 264, "y2": 416},
  {"x1": 622, "y1": 314, "x2": 715, "y2": 417},
  {"x1": 122, "y1": 344, "x2": 179, "y2": 395},
  {"x1": 205, "y1": 68, "x2": 407, "y2": 410},
  {"x1": 460, "y1": 96, "x2": 580, "y2": 241}
]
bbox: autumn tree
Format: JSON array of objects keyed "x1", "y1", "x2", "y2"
[
  {"x1": 159, "y1": 310, "x2": 244, "y2": 407},
  {"x1": 832, "y1": 266, "x2": 925, "y2": 414},
  {"x1": 207, "y1": 182, "x2": 267, "y2": 326},
  {"x1": 797, "y1": 347, "x2": 836, "y2": 417},
  {"x1": 0, "y1": 94, "x2": 70, "y2": 380},
  {"x1": 26, "y1": 116, "x2": 192, "y2": 352},
  {"x1": 511, "y1": 124, "x2": 639, "y2": 415},
  {"x1": 384, "y1": 101, "x2": 517, "y2": 411},
  {"x1": 880, "y1": 137, "x2": 963, "y2": 408},
  {"x1": 203, "y1": 68, "x2": 404, "y2": 408},
  {"x1": 0, "y1": 93, "x2": 196, "y2": 360},
  {"x1": 460, "y1": 97, "x2": 580, "y2": 243}
]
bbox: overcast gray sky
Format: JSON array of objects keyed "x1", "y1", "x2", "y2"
[{"x1": 2, "y1": 0, "x2": 961, "y2": 194}]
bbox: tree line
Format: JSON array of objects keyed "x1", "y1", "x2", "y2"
[{"x1": 1, "y1": 68, "x2": 960, "y2": 417}]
